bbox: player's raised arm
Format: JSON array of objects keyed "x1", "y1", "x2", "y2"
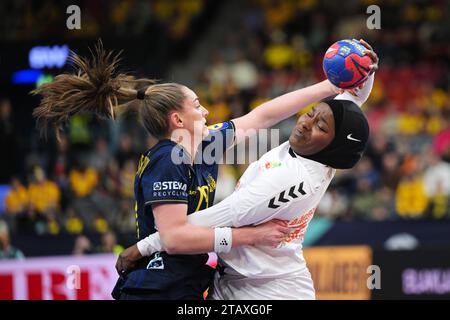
[
  {"x1": 231, "y1": 39, "x2": 378, "y2": 145},
  {"x1": 231, "y1": 80, "x2": 338, "y2": 145}
]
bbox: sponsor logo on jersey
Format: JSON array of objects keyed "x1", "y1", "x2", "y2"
[
  {"x1": 147, "y1": 252, "x2": 164, "y2": 270},
  {"x1": 153, "y1": 181, "x2": 188, "y2": 198},
  {"x1": 282, "y1": 207, "x2": 316, "y2": 244},
  {"x1": 207, "y1": 122, "x2": 230, "y2": 132},
  {"x1": 263, "y1": 161, "x2": 282, "y2": 170},
  {"x1": 153, "y1": 181, "x2": 187, "y2": 192}
]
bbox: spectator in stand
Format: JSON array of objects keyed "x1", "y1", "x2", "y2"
[
  {"x1": 395, "y1": 156, "x2": 429, "y2": 219},
  {"x1": 433, "y1": 122, "x2": 450, "y2": 162},
  {"x1": 46, "y1": 210, "x2": 61, "y2": 235},
  {"x1": 72, "y1": 235, "x2": 93, "y2": 256},
  {"x1": 317, "y1": 188, "x2": 349, "y2": 219},
  {"x1": 119, "y1": 159, "x2": 136, "y2": 200},
  {"x1": 206, "y1": 52, "x2": 230, "y2": 90},
  {"x1": 0, "y1": 220, "x2": 24, "y2": 260},
  {"x1": 101, "y1": 159, "x2": 121, "y2": 198},
  {"x1": 64, "y1": 207, "x2": 84, "y2": 235},
  {"x1": 93, "y1": 212, "x2": 109, "y2": 234},
  {"x1": 263, "y1": 29, "x2": 295, "y2": 70},
  {"x1": 88, "y1": 137, "x2": 110, "y2": 174},
  {"x1": 229, "y1": 50, "x2": 259, "y2": 91},
  {"x1": 0, "y1": 98, "x2": 19, "y2": 184},
  {"x1": 423, "y1": 153, "x2": 450, "y2": 219},
  {"x1": 96, "y1": 230, "x2": 123, "y2": 255},
  {"x1": 115, "y1": 134, "x2": 136, "y2": 169},
  {"x1": 68, "y1": 157, "x2": 99, "y2": 226},
  {"x1": 5, "y1": 177, "x2": 29, "y2": 216},
  {"x1": 379, "y1": 152, "x2": 402, "y2": 191},
  {"x1": 69, "y1": 158, "x2": 98, "y2": 198},
  {"x1": 113, "y1": 199, "x2": 136, "y2": 234},
  {"x1": 52, "y1": 134, "x2": 70, "y2": 194},
  {"x1": 28, "y1": 166, "x2": 60, "y2": 215}
]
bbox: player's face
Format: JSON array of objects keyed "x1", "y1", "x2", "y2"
[
  {"x1": 180, "y1": 86, "x2": 209, "y2": 140},
  {"x1": 289, "y1": 102, "x2": 335, "y2": 156}
]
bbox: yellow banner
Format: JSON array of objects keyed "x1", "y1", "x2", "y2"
[{"x1": 303, "y1": 246, "x2": 373, "y2": 300}]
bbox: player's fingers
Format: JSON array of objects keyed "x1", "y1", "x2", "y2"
[
  {"x1": 364, "y1": 50, "x2": 377, "y2": 62},
  {"x1": 276, "y1": 225, "x2": 291, "y2": 234},
  {"x1": 115, "y1": 259, "x2": 123, "y2": 275},
  {"x1": 348, "y1": 89, "x2": 358, "y2": 97},
  {"x1": 269, "y1": 237, "x2": 283, "y2": 247},
  {"x1": 366, "y1": 48, "x2": 379, "y2": 63},
  {"x1": 359, "y1": 38, "x2": 373, "y2": 51},
  {"x1": 272, "y1": 242, "x2": 281, "y2": 248},
  {"x1": 270, "y1": 219, "x2": 289, "y2": 227}
]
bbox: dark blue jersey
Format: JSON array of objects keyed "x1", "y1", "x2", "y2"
[{"x1": 113, "y1": 121, "x2": 235, "y2": 298}]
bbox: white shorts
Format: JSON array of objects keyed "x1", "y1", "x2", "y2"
[{"x1": 210, "y1": 269, "x2": 316, "y2": 300}]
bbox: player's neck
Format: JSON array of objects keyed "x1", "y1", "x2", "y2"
[{"x1": 173, "y1": 137, "x2": 200, "y2": 164}]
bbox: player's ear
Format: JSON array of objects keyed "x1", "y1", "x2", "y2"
[{"x1": 168, "y1": 111, "x2": 183, "y2": 129}]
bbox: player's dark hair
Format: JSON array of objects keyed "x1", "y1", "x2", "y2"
[{"x1": 31, "y1": 40, "x2": 186, "y2": 140}]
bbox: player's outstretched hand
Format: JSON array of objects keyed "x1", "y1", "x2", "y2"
[
  {"x1": 345, "y1": 38, "x2": 379, "y2": 96},
  {"x1": 115, "y1": 244, "x2": 143, "y2": 276},
  {"x1": 357, "y1": 38, "x2": 379, "y2": 74}
]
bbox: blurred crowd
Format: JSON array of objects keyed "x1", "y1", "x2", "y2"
[
  {"x1": 0, "y1": 0, "x2": 207, "y2": 40},
  {"x1": 192, "y1": 0, "x2": 450, "y2": 222},
  {"x1": 0, "y1": 0, "x2": 449, "y2": 253}
]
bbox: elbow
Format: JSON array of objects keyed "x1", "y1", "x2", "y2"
[
  {"x1": 164, "y1": 243, "x2": 178, "y2": 255},
  {"x1": 160, "y1": 233, "x2": 181, "y2": 255},
  {"x1": 258, "y1": 111, "x2": 276, "y2": 129}
]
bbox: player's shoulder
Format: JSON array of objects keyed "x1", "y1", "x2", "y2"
[
  {"x1": 261, "y1": 142, "x2": 308, "y2": 172},
  {"x1": 270, "y1": 143, "x2": 329, "y2": 194},
  {"x1": 256, "y1": 156, "x2": 308, "y2": 190},
  {"x1": 139, "y1": 141, "x2": 191, "y2": 178},
  {"x1": 146, "y1": 140, "x2": 187, "y2": 162}
]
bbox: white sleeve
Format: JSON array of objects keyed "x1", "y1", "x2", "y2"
[
  {"x1": 334, "y1": 73, "x2": 375, "y2": 107},
  {"x1": 190, "y1": 160, "x2": 307, "y2": 228},
  {"x1": 137, "y1": 162, "x2": 302, "y2": 256},
  {"x1": 137, "y1": 233, "x2": 163, "y2": 257}
]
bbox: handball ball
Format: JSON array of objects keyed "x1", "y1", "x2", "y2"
[{"x1": 323, "y1": 39, "x2": 372, "y2": 89}]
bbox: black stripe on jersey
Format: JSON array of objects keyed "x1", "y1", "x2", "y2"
[{"x1": 268, "y1": 182, "x2": 307, "y2": 209}]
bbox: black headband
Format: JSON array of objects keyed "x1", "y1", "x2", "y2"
[{"x1": 136, "y1": 88, "x2": 147, "y2": 100}]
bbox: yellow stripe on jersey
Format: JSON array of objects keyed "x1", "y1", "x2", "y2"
[{"x1": 136, "y1": 154, "x2": 150, "y2": 178}]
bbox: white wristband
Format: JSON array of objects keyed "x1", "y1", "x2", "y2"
[
  {"x1": 214, "y1": 227, "x2": 232, "y2": 253},
  {"x1": 137, "y1": 234, "x2": 163, "y2": 257}
]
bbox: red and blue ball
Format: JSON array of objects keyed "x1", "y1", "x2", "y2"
[{"x1": 323, "y1": 39, "x2": 372, "y2": 89}]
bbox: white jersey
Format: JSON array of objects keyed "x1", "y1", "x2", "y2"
[
  {"x1": 193, "y1": 141, "x2": 335, "y2": 299},
  {"x1": 214, "y1": 141, "x2": 335, "y2": 275}
]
